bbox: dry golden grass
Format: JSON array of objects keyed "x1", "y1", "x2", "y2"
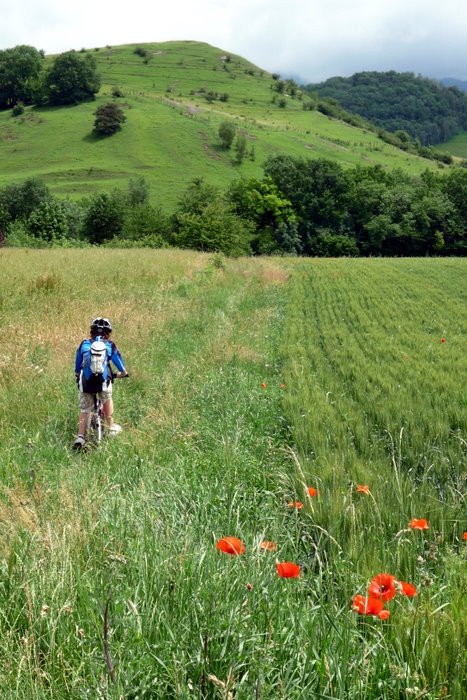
[
  {"x1": 0, "y1": 248, "x2": 210, "y2": 382},
  {"x1": 260, "y1": 266, "x2": 291, "y2": 284},
  {"x1": 0, "y1": 487, "x2": 40, "y2": 541},
  {"x1": 0, "y1": 482, "x2": 104, "y2": 559}
]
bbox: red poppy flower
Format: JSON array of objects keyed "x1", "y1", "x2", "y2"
[
  {"x1": 441, "y1": 337, "x2": 446, "y2": 344},
  {"x1": 463, "y1": 532, "x2": 467, "y2": 541},
  {"x1": 261, "y1": 382, "x2": 267, "y2": 389},
  {"x1": 368, "y1": 574, "x2": 397, "y2": 602},
  {"x1": 352, "y1": 594, "x2": 384, "y2": 616},
  {"x1": 260, "y1": 540, "x2": 277, "y2": 551},
  {"x1": 378, "y1": 609, "x2": 391, "y2": 621},
  {"x1": 246, "y1": 583, "x2": 253, "y2": 591},
  {"x1": 216, "y1": 537, "x2": 245, "y2": 555},
  {"x1": 307, "y1": 487, "x2": 318, "y2": 497},
  {"x1": 398, "y1": 581, "x2": 417, "y2": 597},
  {"x1": 276, "y1": 562, "x2": 300, "y2": 578},
  {"x1": 288, "y1": 500, "x2": 303, "y2": 510},
  {"x1": 356, "y1": 484, "x2": 370, "y2": 494},
  {"x1": 408, "y1": 518, "x2": 429, "y2": 530}
]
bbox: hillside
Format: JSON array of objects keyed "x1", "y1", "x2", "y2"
[
  {"x1": 440, "y1": 130, "x2": 467, "y2": 158},
  {"x1": 0, "y1": 42, "x2": 442, "y2": 210},
  {"x1": 306, "y1": 71, "x2": 467, "y2": 146}
]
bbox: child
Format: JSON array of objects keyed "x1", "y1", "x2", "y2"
[{"x1": 73, "y1": 317, "x2": 128, "y2": 449}]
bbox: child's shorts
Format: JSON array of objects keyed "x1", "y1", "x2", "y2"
[{"x1": 79, "y1": 381, "x2": 113, "y2": 413}]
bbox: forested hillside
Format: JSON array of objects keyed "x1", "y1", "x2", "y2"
[{"x1": 306, "y1": 71, "x2": 467, "y2": 145}]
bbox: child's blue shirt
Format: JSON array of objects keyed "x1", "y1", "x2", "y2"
[{"x1": 75, "y1": 337, "x2": 126, "y2": 381}]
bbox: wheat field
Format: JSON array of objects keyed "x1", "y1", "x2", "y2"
[{"x1": 0, "y1": 250, "x2": 465, "y2": 698}]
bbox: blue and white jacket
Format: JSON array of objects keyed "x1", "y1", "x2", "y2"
[{"x1": 75, "y1": 337, "x2": 126, "y2": 383}]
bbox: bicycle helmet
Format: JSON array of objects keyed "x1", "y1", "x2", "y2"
[{"x1": 90, "y1": 317, "x2": 112, "y2": 336}]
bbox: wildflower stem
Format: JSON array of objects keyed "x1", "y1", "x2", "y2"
[{"x1": 103, "y1": 591, "x2": 116, "y2": 685}]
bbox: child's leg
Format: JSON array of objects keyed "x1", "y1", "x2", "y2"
[
  {"x1": 78, "y1": 411, "x2": 90, "y2": 437},
  {"x1": 101, "y1": 382, "x2": 120, "y2": 431},
  {"x1": 76, "y1": 390, "x2": 93, "y2": 439},
  {"x1": 102, "y1": 397, "x2": 115, "y2": 428},
  {"x1": 102, "y1": 398, "x2": 122, "y2": 434},
  {"x1": 73, "y1": 408, "x2": 90, "y2": 448}
]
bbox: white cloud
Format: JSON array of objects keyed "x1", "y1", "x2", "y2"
[{"x1": 1, "y1": 0, "x2": 467, "y2": 81}]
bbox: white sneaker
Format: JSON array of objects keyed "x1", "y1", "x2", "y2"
[
  {"x1": 72, "y1": 435, "x2": 86, "y2": 450},
  {"x1": 108, "y1": 424, "x2": 122, "y2": 436}
]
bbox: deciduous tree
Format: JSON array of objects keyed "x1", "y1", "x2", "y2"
[
  {"x1": 0, "y1": 177, "x2": 50, "y2": 221},
  {"x1": 171, "y1": 179, "x2": 252, "y2": 256},
  {"x1": 0, "y1": 45, "x2": 43, "y2": 109},
  {"x1": 27, "y1": 200, "x2": 68, "y2": 243},
  {"x1": 44, "y1": 51, "x2": 100, "y2": 105},
  {"x1": 83, "y1": 191, "x2": 126, "y2": 244}
]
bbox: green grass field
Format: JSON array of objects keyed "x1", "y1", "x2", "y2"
[
  {"x1": 0, "y1": 41, "x2": 442, "y2": 210},
  {"x1": 440, "y1": 131, "x2": 467, "y2": 158},
  {"x1": 0, "y1": 250, "x2": 465, "y2": 698}
]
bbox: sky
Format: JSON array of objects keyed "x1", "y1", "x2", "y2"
[{"x1": 2, "y1": 0, "x2": 467, "y2": 83}]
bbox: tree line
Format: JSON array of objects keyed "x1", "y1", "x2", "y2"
[
  {"x1": 1, "y1": 155, "x2": 466, "y2": 256},
  {"x1": 305, "y1": 71, "x2": 467, "y2": 146}
]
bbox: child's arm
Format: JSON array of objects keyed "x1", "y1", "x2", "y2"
[
  {"x1": 109, "y1": 342, "x2": 127, "y2": 376},
  {"x1": 74, "y1": 342, "x2": 84, "y2": 381}
]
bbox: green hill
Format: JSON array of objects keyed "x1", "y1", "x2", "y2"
[
  {"x1": 0, "y1": 42, "x2": 442, "y2": 210},
  {"x1": 306, "y1": 71, "x2": 467, "y2": 146}
]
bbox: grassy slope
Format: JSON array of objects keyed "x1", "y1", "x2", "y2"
[
  {"x1": 439, "y1": 130, "x2": 467, "y2": 158},
  {"x1": 0, "y1": 41, "x2": 441, "y2": 210},
  {"x1": 0, "y1": 250, "x2": 465, "y2": 698}
]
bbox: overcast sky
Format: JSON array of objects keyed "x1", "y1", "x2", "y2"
[{"x1": 1, "y1": 0, "x2": 466, "y2": 83}]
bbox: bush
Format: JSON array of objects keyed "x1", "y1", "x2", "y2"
[
  {"x1": 103, "y1": 234, "x2": 169, "y2": 248},
  {"x1": 308, "y1": 230, "x2": 360, "y2": 257},
  {"x1": 218, "y1": 121, "x2": 236, "y2": 150},
  {"x1": 93, "y1": 102, "x2": 126, "y2": 136},
  {"x1": 5, "y1": 220, "x2": 42, "y2": 247},
  {"x1": 11, "y1": 102, "x2": 24, "y2": 116},
  {"x1": 27, "y1": 200, "x2": 68, "y2": 242},
  {"x1": 123, "y1": 203, "x2": 171, "y2": 243}
]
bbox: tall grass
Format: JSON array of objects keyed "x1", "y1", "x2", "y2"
[{"x1": 0, "y1": 251, "x2": 465, "y2": 698}]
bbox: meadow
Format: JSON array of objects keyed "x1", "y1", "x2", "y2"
[
  {"x1": 440, "y1": 131, "x2": 467, "y2": 159},
  {"x1": 0, "y1": 250, "x2": 465, "y2": 699},
  {"x1": 0, "y1": 42, "x2": 442, "y2": 209}
]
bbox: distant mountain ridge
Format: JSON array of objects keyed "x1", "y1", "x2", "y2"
[
  {"x1": 305, "y1": 71, "x2": 467, "y2": 145},
  {"x1": 440, "y1": 77, "x2": 467, "y2": 93}
]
